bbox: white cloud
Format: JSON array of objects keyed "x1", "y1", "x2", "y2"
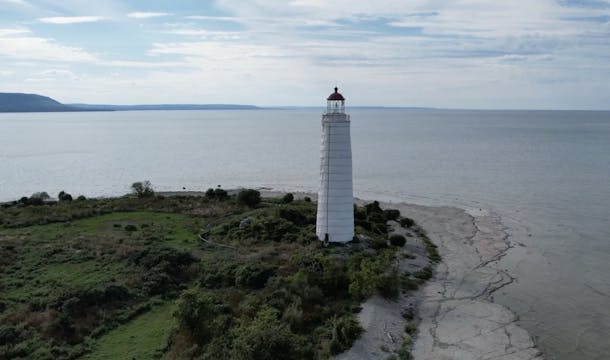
[
  {"x1": 0, "y1": 35, "x2": 96, "y2": 61},
  {"x1": 0, "y1": 28, "x2": 30, "y2": 36},
  {"x1": 128, "y1": 12, "x2": 172, "y2": 19},
  {"x1": 164, "y1": 28, "x2": 243, "y2": 40},
  {"x1": 39, "y1": 16, "x2": 105, "y2": 24}
]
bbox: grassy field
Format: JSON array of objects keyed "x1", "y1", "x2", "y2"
[
  {"x1": 81, "y1": 301, "x2": 175, "y2": 360},
  {"x1": 0, "y1": 192, "x2": 426, "y2": 360}
]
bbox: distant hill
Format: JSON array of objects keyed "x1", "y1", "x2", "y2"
[
  {"x1": 69, "y1": 103, "x2": 261, "y2": 111},
  {"x1": 0, "y1": 92, "x2": 261, "y2": 113},
  {"x1": 0, "y1": 93, "x2": 78, "y2": 112}
]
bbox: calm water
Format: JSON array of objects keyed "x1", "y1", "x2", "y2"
[{"x1": 1, "y1": 109, "x2": 609, "y2": 359}]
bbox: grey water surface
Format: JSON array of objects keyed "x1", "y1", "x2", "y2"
[{"x1": 1, "y1": 109, "x2": 609, "y2": 359}]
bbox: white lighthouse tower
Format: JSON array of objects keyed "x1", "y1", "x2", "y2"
[{"x1": 316, "y1": 87, "x2": 354, "y2": 243}]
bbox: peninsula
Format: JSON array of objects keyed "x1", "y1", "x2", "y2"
[{"x1": 0, "y1": 93, "x2": 260, "y2": 113}]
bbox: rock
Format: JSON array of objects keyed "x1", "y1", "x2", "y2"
[{"x1": 239, "y1": 217, "x2": 252, "y2": 229}]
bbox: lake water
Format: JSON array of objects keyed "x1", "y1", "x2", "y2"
[{"x1": 1, "y1": 109, "x2": 609, "y2": 359}]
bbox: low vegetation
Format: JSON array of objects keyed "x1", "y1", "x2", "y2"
[{"x1": 0, "y1": 188, "x2": 437, "y2": 360}]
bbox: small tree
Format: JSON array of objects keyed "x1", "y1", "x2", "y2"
[
  {"x1": 282, "y1": 193, "x2": 294, "y2": 204},
  {"x1": 205, "y1": 186, "x2": 228, "y2": 200},
  {"x1": 131, "y1": 181, "x2": 154, "y2": 198},
  {"x1": 237, "y1": 189, "x2": 261, "y2": 208},
  {"x1": 58, "y1": 191, "x2": 73, "y2": 202}
]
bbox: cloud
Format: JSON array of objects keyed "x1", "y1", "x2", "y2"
[
  {"x1": 127, "y1": 12, "x2": 172, "y2": 19},
  {"x1": 26, "y1": 69, "x2": 80, "y2": 82},
  {"x1": 0, "y1": 32, "x2": 96, "y2": 61},
  {"x1": 0, "y1": 28, "x2": 30, "y2": 36},
  {"x1": 163, "y1": 28, "x2": 243, "y2": 40},
  {"x1": 38, "y1": 16, "x2": 105, "y2": 24}
]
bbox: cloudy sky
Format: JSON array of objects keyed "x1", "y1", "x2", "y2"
[{"x1": 1, "y1": 0, "x2": 609, "y2": 108}]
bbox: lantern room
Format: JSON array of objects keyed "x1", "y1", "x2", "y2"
[{"x1": 326, "y1": 87, "x2": 345, "y2": 114}]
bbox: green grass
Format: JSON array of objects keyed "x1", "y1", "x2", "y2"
[
  {"x1": 0, "y1": 212, "x2": 201, "y2": 306},
  {"x1": 0, "y1": 196, "x2": 434, "y2": 360},
  {"x1": 81, "y1": 301, "x2": 176, "y2": 360}
]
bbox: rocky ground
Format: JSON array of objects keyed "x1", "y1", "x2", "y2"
[{"x1": 399, "y1": 203, "x2": 543, "y2": 360}]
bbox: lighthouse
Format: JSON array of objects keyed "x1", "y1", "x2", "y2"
[{"x1": 316, "y1": 87, "x2": 354, "y2": 243}]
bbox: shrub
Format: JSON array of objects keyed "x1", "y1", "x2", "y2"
[
  {"x1": 405, "y1": 323, "x2": 417, "y2": 335},
  {"x1": 175, "y1": 289, "x2": 229, "y2": 344},
  {"x1": 205, "y1": 186, "x2": 228, "y2": 200},
  {"x1": 0, "y1": 325, "x2": 19, "y2": 346},
  {"x1": 31, "y1": 192, "x2": 50, "y2": 200},
  {"x1": 202, "y1": 263, "x2": 237, "y2": 288},
  {"x1": 389, "y1": 234, "x2": 406, "y2": 247},
  {"x1": 282, "y1": 193, "x2": 294, "y2": 203},
  {"x1": 376, "y1": 269, "x2": 400, "y2": 299},
  {"x1": 230, "y1": 307, "x2": 308, "y2": 360},
  {"x1": 383, "y1": 209, "x2": 401, "y2": 221},
  {"x1": 131, "y1": 181, "x2": 154, "y2": 198},
  {"x1": 370, "y1": 237, "x2": 388, "y2": 250},
  {"x1": 205, "y1": 188, "x2": 215, "y2": 198},
  {"x1": 353, "y1": 205, "x2": 367, "y2": 220},
  {"x1": 401, "y1": 307, "x2": 415, "y2": 321},
  {"x1": 364, "y1": 201, "x2": 383, "y2": 214},
  {"x1": 303, "y1": 196, "x2": 311, "y2": 202},
  {"x1": 237, "y1": 189, "x2": 261, "y2": 208},
  {"x1": 278, "y1": 206, "x2": 311, "y2": 226},
  {"x1": 214, "y1": 187, "x2": 228, "y2": 200},
  {"x1": 400, "y1": 217, "x2": 415, "y2": 228},
  {"x1": 235, "y1": 263, "x2": 275, "y2": 289},
  {"x1": 58, "y1": 191, "x2": 73, "y2": 202},
  {"x1": 413, "y1": 266, "x2": 433, "y2": 280},
  {"x1": 328, "y1": 314, "x2": 363, "y2": 355},
  {"x1": 76, "y1": 195, "x2": 87, "y2": 201}
]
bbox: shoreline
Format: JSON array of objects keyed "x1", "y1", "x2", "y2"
[
  {"x1": 7, "y1": 189, "x2": 543, "y2": 358},
  {"x1": 162, "y1": 190, "x2": 543, "y2": 359},
  {"x1": 399, "y1": 203, "x2": 542, "y2": 360}
]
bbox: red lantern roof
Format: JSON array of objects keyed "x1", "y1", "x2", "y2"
[{"x1": 327, "y1": 87, "x2": 345, "y2": 101}]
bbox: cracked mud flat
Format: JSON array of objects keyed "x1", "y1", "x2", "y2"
[
  {"x1": 338, "y1": 202, "x2": 543, "y2": 360},
  {"x1": 403, "y1": 203, "x2": 543, "y2": 360}
]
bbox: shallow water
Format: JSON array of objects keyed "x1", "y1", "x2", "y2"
[{"x1": 1, "y1": 109, "x2": 609, "y2": 359}]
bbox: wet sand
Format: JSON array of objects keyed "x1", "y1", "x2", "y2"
[{"x1": 337, "y1": 202, "x2": 543, "y2": 360}]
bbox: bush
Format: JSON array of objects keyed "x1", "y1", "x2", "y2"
[
  {"x1": 31, "y1": 192, "x2": 50, "y2": 201},
  {"x1": 278, "y1": 206, "x2": 311, "y2": 226},
  {"x1": 389, "y1": 234, "x2": 406, "y2": 247},
  {"x1": 205, "y1": 186, "x2": 229, "y2": 200},
  {"x1": 282, "y1": 193, "x2": 294, "y2": 203},
  {"x1": 364, "y1": 201, "x2": 383, "y2": 214},
  {"x1": 235, "y1": 263, "x2": 275, "y2": 289},
  {"x1": 175, "y1": 289, "x2": 228, "y2": 344},
  {"x1": 353, "y1": 205, "x2": 367, "y2": 220},
  {"x1": 328, "y1": 314, "x2": 363, "y2": 355},
  {"x1": 76, "y1": 195, "x2": 87, "y2": 201},
  {"x1": 383, "y1": 209, "x2": 400, "y2": 221},
  {"x1": 400, "y1": 217, "x2": 415, "y2": 228},
  {"x1": 131, "y1": 181, "x2": 154, "y2": 198},
  {"x1": 413, "y1": 266, "x2": 433, "y2": 280},
  {"x1": 58, "y1": 191, "x2": 73, "y2": 202},
  {"x1": 237, "y1": 189, "x2": 261, "y2": 208},
  {"x1": 303, "y1": 196, "x2": 311, "y2": 202},
  {"x1": 230, "y1": 307, "x2": 308, "y2": 360},
  {"x1": 0, "y1": 325, "x2": 19, "y2": 346}
]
